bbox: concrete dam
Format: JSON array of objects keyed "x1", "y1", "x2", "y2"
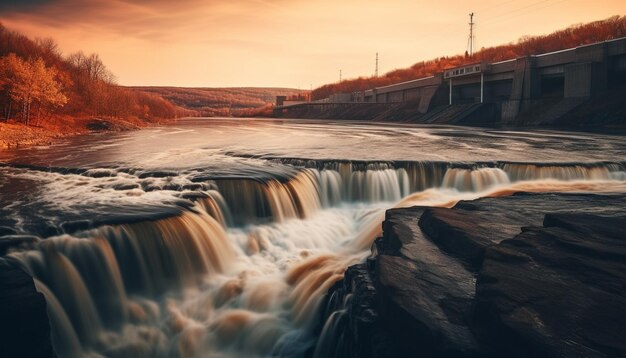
[{"x1": 274, "y1": 37, "x2": 626, "y2": 126}]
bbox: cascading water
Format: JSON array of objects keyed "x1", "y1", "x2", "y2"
[
  {"x1": 441, "y1": 167, "x2": 510, "y2": 192},
  {"x1": 3, "y1": 154, "x2": 626, "y2": 357}
]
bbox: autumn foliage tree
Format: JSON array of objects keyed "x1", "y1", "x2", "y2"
[{"x1": 0, "y1": 53, "x2": 67, "y2": 124}]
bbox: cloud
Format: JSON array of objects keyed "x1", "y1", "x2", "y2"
[
  {"x1": 0, "y1": 0, "x2": 241, "y2": 41},
  {"x1": 0, "y1": 0, "x2": 54, "y2": 12}
]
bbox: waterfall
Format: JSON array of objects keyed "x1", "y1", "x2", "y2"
[
  {"x1": 286, "y1": 253, "x2": 362, "y2": 327},
  {"x1": 197, "y1": 190, "x2": 233, "y2": 227},
  {"x1": 272, "y1": 159, "x2": 448, "y2": 194},
  {"x1": 442, "y1": 167, "x2": 510, "y2": 192},
  {"x1": 317, "y1": 170, "x2": 342, "y2": 207},
  {"x1": 312, "y1": 309, "x2": 348, "y2": 358},
  {"x1": 97, "y1": 208, "x2": 234, "y2": 295},
  {"x1": 7, "y1": 203, "x2": 235, "y2": 356},
  {"x1": 214, "y1": 170, "x2": 322, "y2": 226},
  {"x1": 3, "y1": 159, "x2": 626, "y2": 357},
  {"x1": 264, "y1": 159, "x2": 625, "y2": 200},
  {"x1": 33, "y1": 280, "x2": 87, "y2": 358},
  {"x1": 500, "y1": 163, "x2": 624, "y2": 181}
]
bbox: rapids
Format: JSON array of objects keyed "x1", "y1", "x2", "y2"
[{"x1": 1, "y1": 118, "x2": 625, "y2": 357}]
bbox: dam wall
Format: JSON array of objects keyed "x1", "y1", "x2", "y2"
[{"x1": 274, "y1": 37, "x2": 626, "y2": 126}]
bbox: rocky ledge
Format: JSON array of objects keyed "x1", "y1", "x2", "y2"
[
  {"x1": 316, "y1": 193, "x2": 626, "y2": 358},
  {"x1": 0, "y1": 260, "x2": 56, "y2": 357}
]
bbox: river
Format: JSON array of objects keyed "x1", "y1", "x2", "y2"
[{"x1": 1, "y1": 118, "x2": 625, "y2": 357}]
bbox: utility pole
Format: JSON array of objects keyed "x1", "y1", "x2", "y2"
[
  {"x1": 375, "y1": 52, "x2": 379, "y2": 77},
  {"x1": 468, "y1": 12, "x2": 475, "y2": 57},
  {"x1": 339, "y1": 69, "x2": 342, "y2": 82}
]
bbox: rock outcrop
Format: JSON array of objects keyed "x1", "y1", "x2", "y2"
[
  {"x1": 0, "y1": 261, "x2": 56, "y2": 357},
  {"x1": 317, "y1": 193, "x2": 626, "y2": 358}
]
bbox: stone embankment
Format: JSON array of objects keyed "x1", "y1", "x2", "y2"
[{"x1": 318, "y1": 193, "x2": 626, "y2": 358}]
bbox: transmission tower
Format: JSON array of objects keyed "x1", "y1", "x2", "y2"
[
  {"x1": 467, "y1": 12, "x2": 475, "y2": 57},
  {"x1": 375, "y1": 52, "x2": 379, "y2": 77}
]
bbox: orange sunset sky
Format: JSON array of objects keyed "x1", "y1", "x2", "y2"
[{"x1": 1, "y1": 0, "x2": 625, "y2": 88}]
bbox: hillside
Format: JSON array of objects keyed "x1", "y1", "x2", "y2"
[
  {"x1": 312, "y1": 15, "x2": 626, "y2": 100},
  {"x1": 135, "y1": 86, "x2": 307, "y2": 117},
  {"x1": 0, "y1": 23, "x2": 194, "y2": 123},
  {"x1": 0, "y1": 22, "x2": 200, "y2": 147}
]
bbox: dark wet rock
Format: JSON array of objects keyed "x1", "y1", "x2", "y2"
[
  {"x1": 179, "y1": 191, "x2": 209, "y2": 201},
  {"x1": 137, "y1": 170, "x2": 178, "y2": 179},
  {"x1": 319, "y1": 206, "x2": 483, "y2": 358},
  {"x1": 543, "y1": 212, "x2": 625, "y2": 240},
  {"x1": 0, "y1": 226, "x2": 16, "y2": 236},
  {"x1": 377, "y1": 207, "x2": 480, "y2": 356},
  {"x1": 162, "y1": 183, "x2": 183, "y2": 191},
  {"x1": 0, "y1": 261, "x2": 56, "y2": 357},
  {"x1": 0, "y1": 235, "x2": 40, "y2": 256},
  {"x1": 141, "y1": 183, "x2": 162, "y2": 192},
  {"x1": 86, "y1": 118, "x2": 139, "y2": 132},
  {"x1": 473, "y1": 213, "x2": 626, "y2": 358},
  {"x1": 419, "y1": 194, "x2": 626, "y2": 272},
  {"x1": 83, "y1": 168, "x2": 118, "y2": 178},
  {"x1": 111, "y1": 183, "x2": 140, "y2": 191},
  {"x1": 182, "y1": 183, "x2": 205, "y2": 191},
  {"x1": 4, "y1": 163, "x2": 87, "y2": 176},
  {"x1": 418, "y1": 208, "x2": 506, "y2": 271},
  {"x1": 60, "y1": 219, "x2": 93, "y2": 233},
  {"x1": 315, "y1": 263, "x2": 385, "y2": 358},
  {"x1": 318, "y1": 193, "x2": 626, "y2": 358}
]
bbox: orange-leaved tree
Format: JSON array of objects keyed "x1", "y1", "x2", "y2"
[{"x1": 0, "y1": 53, "x2": 67, "y2": 125}]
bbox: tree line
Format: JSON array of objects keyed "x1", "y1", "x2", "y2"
[
  {"x1": 137, "y1": 86, "x2": 307, "y2": 117},
  {"x1": 312, "y1": 16, "x2": 626, "y2": 100},
  {"x1": 0, "y1": 23, "x2": 192, "y2": 125}
]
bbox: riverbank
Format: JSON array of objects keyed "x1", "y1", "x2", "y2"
[{"x1": 0, "y1": 116, "x2": 174, "y2": 149}]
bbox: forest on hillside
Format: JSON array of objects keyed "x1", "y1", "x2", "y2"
[
  {"x1": 312, "y1": 16, "x2": 626, "y2": 100},
  {"x1": 136, "y1": 87, "x2": 307, "y2": 117},
  {"x1": 0, "y1": 23, "x2": 193, "y2": 127}
]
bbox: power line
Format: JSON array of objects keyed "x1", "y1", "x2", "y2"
[
  {"x1": 476, "y1": 0, "x2": 538, "y2": 20},
  {"x1": 480, "y1": 1, "x2": 570, "y2": 32},
  {"x1": 416, "y1": 1, "x2": 563, "y2": 54},
  {"x1": 481, "y1": 0, "x2": 567, "y2": 26},
  {"x1": 479, "y1": 0, "x2": 519, "y2": 12}
]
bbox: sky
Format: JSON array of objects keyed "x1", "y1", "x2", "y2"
[{"x1": 0, "y1": 0, "x2": 625, "y2": 88}]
